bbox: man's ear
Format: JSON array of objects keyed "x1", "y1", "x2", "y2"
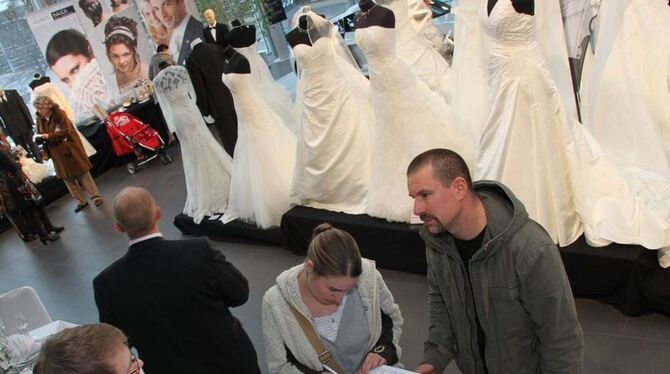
[
  {"x1": 154, "y1": 206, "x2": 162, "y2": 222},
  {"x1": 114, "y1": 222, "x2": 126, "y2": 233},
  {"x1": 453, "y1": 177, "x2": 467, "y2": 199}
]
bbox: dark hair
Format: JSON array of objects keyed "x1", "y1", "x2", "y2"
[
  {"x1": 33, "y1": 323, "x2": 127, "y2": 374},
  {"x1": 104, "y1": 16, "x2": 140, "y2": 70},
  {"x1": 45, "y1": 29, "x2": 94, "y2": 67},
  {"x1": 110, "y1": 0, "x2": 127, "y2": 8},
  {"x1": 156, "y1": 43, "x2": 169, "y2": 53},
  {"x1": 78, "y1": 0, "x2": 103, "y2": 26},
  {"x1": 306, "y1": 223, "x2": 362, "y2": 278},
  {"x1": 407, "y1": 148, "x2": 473, "y2": 189}
]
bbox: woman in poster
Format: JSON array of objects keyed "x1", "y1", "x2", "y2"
[
  {"x1": 104, "y1": 16, "x2": 150, "y2": 94},
  {"x1": 138, "y1": 0, "x2": 170, "y2": 46},
  {"x1": 45, "y1": 29, "x2": 112, "y2": 123}
]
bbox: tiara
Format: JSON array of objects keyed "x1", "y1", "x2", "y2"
[{"x1": 106, "y1": 26, "x2": 135, "y2": 42}]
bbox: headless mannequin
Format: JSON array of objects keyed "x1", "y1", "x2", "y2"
[
  {"x1": 285, "y1": 15, "x2": 315, "y2": 48},
  {"x1": 487, "y1": 0, "x2": 534, "y2": 17},
  {"x1": 227, "y1": 20, "x2": 256, "y2": 48},
  {"x1": 355, "y1": 0, "x2": 395, "y2": 29},
  {"x1": 222, "y1": 46, "x2": 251, "y2": 74},
  {"x1": 29, "y1": 73, "x2": 50, "y2": 90}
]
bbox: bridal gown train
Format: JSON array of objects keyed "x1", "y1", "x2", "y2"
[
  {"x1": 222, "y1": 72, "x2": 296, "y2": 229},
  {"x1": 356, "y1": 25, "x2": 478, "y2": 223},
  {"x1": 153, "y1": 66, "x2": 232, "y2": 224},
  {"x1": 475, "y1": 0, "x2": 670, "y2": 266},
  {"x1": 291, "y1": 37, "x2": 373, "y2": 214},
  {"x1": 233, "y1": 42, "x2": 297, "y2": 132}
]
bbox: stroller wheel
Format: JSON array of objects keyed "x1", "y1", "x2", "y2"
[
  {"x1": 160, "y1": 153, "x2": 173, "y2": 165},
  {"x1": 127, "y1": 163, "x2": 137, "y2": 174}
]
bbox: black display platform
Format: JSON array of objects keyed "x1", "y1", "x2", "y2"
[
  {"x1": 175, "y1": 205, "x2": 670, "y2": 317},
  {"x1": 174, "y1": 214, "x2": 281, "y2": 245}
]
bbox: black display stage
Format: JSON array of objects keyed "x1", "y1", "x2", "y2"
[{"x1": 175, "y1": 205, "x2": 670, "y2": 317}]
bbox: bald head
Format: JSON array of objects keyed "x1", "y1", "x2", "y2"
[{"x1": 113, "y1": 187, "x2": 159, "y2": 239}]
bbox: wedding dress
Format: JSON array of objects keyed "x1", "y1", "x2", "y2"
[
  {"x1": 221, "y1": 72, "x2": 296, "y2": 229},
  {"x1": 233, "y1": 42, "x2": 297, "y2": 132},
  {"x1": 379, "y1": 0, "x2": 452, "y2": 101},
  {"x1": 290, "y1": 11, "x2": 373, "y2": 215},
  {"x1": 153, "y1": 65, "x2": 232, "y2": 224},
  {"x1": 31, "y1": 82, "x2": 96, "y2": 157},
  {"x1": 70, "y1": 59, "x2": 112, "y2": 123},
  {"x1": 580, "y1": 0, "x2": 670, "y2": 175},
  {"x1": 356, "y1": 24, "x2": 478, "y2": 223},
  {"x1": 475, "y1": 0, "x2": 670, "y2": 266}
]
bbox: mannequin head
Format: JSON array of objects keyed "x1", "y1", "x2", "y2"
[
  {"x1": 231, "y1": 19, "x2": 241, "y2": 27},
  {"x1": 203, "y1": 9, "x2": 216, "y2": 27},
  {"x1": 149, "y1": 0, "x2": 187, "y2": 31},
  {"x1": 46, "y1": 29, "x2": 95, "y2": 88}
]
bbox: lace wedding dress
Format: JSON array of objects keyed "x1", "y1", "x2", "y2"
[
  {"x1": 291, "y1": 27, "x2": 374, "y2": 215},
  {"x1": 153, "y1": 65, "x2": 232, "y2": 224},
  {"x1": 356, "y1": 25, "x2": 478, "y2": 223},
  {"x1": 70, "y1": 59, "x2": 112, "y2": 123},
  {"x1": 476, "y1": 0, "x2": 670, "y2": 266},
  {"x1": 221, "y1": 72, "x2": 296, "y2": 229},
  {"x1": 233, "y1": 42, "x2": 297, "y2": 132},
  {"x1": 31, "y1": 82, "x2": 96, "y2": 156}
]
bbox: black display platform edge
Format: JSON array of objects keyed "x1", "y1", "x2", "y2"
[{"x1": 176, "y1": 205, "x2": 670, "y2": 317}]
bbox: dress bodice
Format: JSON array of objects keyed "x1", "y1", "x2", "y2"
[
  {"x1": 153, "y1": 65, "x2": 191, "y2": 100},
  {"x1": 221, "y1": 72, "x2": 255, "y2": 96},
  {"x1": 293, "y1": 38, "x2": 346, "y2": 77},
  {"x1": 354, "y1": 26, "x2": 397, "y2": 64},
  {"x1": 481, "y1": 0, "x2": 536, "y2": 47}
]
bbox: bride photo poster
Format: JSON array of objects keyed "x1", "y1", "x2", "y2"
[{"x1": 26, "y1": 0, "x2": 200, "y2": 122}]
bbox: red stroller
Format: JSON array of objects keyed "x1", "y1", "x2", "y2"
[{"x1": 104, "y1": 111, "x2": 173, "y2": 174}]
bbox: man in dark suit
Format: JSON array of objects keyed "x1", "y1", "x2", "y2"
[
  {"x1": 0, "y1": 88, "x2": 41, "y2": 162},
  {"x1": 149, "y1": 0, "x2": 204, "y2": 65},
  {"x1": 93, "y1": 187, "x2": 260, "y2": 374},
  {"x1": 185, "y1": 41, "x2": 237, "y2": 156},
  {"x1": 202, "y1": 9, "x2": 230, "y2": 48}
]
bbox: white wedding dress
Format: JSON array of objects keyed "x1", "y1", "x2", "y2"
[
  {"x1": 31, "y1": 82, "x2": 97, "y2": 157},
  {"x1": 381, "y1": 0, "x2": 452, "y2": 101},
  {"x1": 475, "y1": 0, "x2": 670, "y2": 266},
  {"x1": 233, "y1": 42, "x2": 297, "y2": 132},
  {"x1": 356, "y1": 25, "x2": 478, "y2": 223},
  {"x1": 221, "y1": 72, "x2": 296, "y2": 229},
  {"x1": 580, "y1": 0, "x2": 670, "y2": 175},
  {"x1": 291, "y1": 35, "x2": 373, "y2": 215},
  {"x1": 153, "y1": 65, "x2": 232, "y2": 224}
]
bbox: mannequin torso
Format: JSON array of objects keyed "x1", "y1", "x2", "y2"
[
  {"x1": 286, "y1": 15, "x2": 315, "y2": 48},
  {"x1": 29, "y1": 76, "x2": 51, "y2": 90},
  {"x1": 355, "y1": 0, "x2": 395, "y2": 29},
  {"x1": 487, "y1": 0, "x2": 534, "y2": 17},
  {"x1": 227, "y1": 22, "x2": 257, "y2": 48},
  {"x1": 223, "y1": 47, "x2": 251, "y2": 74}
]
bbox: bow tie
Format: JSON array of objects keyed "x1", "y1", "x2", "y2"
[{"x1": 208, "y1": 26, "x2": 215, "y2": 29}]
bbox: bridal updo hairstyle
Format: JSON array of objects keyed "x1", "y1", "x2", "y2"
[
  {"x1": 104, "y1": 16, "x2": 140, "y2": 69},
  {"x1": 306, "y1": 223, "x2": 362, "y2": 278}
]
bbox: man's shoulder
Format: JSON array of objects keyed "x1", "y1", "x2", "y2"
[{"x1": 186, "y1": 16, "x2": 203, "y2": 34}]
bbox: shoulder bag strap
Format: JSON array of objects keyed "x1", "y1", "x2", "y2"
[{"x1": 288, "y1": 303, "x2": 345, "y2": 374}]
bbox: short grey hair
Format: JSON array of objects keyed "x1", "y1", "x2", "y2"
[{"x1": 32, "y1": 95, "x2": 55, "y2": 109}]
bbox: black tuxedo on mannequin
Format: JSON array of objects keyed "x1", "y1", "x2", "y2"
[
  {"x1": 203, "y1": 22, "x2": 230, "y2": 48},
  {"x1": 0, "y1": 90, "x2": 40, "y2": 162},
  {"x1": 93, "y1": 237, "x2": 261, "y2": 374},
  {"x1": 185, "y1": 42, "x2": 237, "y2": 156}
]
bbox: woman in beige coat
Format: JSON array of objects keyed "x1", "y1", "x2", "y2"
[{"x1": 33, "y1": 96, "x2": 103, "y2": 212}]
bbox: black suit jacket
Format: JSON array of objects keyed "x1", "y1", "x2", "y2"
[
  {"x1": 203, "y1": 23, "x2": 230, "y2": 48},
  {"x1": 185, "y1": 43, "x2": 235, "y2": 118},
  {"x1": 93, "y1": 237, "x2": 260, "y2": 374},
  {"x1": 0, "y1": 90, "x2": 35, "y2": 138},
  {"x1": 176, "y1": 16, "x2": 205, "y2": 66}
]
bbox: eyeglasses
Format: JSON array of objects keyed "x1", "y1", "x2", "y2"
[{"x1": 128, "y1": 347, "x2": 142, "y2": 374}]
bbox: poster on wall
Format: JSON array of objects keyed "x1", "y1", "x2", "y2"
[
  {"x1": 90, "y1": 6, "x2": 154, "y2": 98},
  {"x1": 136, "y1": 0, "x2": 204, "y2": 65},
  {"x1": 26, "y1": 2, "x2": 114, "y2": 123}
]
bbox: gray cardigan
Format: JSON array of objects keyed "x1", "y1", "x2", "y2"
[
  {"x1": 262, "y1": 259, "x2": 403, "y2": 373},
  {"x1": 421, "y1": 180, "x2": 584, "y2": 374}
]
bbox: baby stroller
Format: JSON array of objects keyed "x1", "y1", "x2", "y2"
[{"x1": 104, "y1": 111, "x2": 173, "y2": 174}]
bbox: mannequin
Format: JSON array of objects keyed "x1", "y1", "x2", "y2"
[
  {"x1": 285, "y1": 15, "x2": 315, "y2": 48},
  {"x1": 226, "y1": 19, "x2": 256, "y2": 48},
  {"x1": 487, "y1": 0, "x2": 534, "y2": 16},
  {"x1": 355, "y1": 0, "x2": 395, "y2": 29},
  {"x1": 202, "y1": 8, "x2": 230, "y2": 48},
  {"x1": 0, "y1": 86, "x2": 41, "y2": 162},
  {"x1": 29, "y1": 73, "x2": 50, "y2": 90},
  {"x1": 222, "y1": 46, "x2": 251, "y2": 74},
  {"x1": 185, "y1": 37, "x2": 238, "y2": 156}
]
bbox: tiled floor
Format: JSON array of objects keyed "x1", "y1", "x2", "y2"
[{"x1": 2, "y1": 143, "x2": 670, "y2": 373}]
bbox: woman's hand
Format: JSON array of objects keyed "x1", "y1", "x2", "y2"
[{"x1": 358, "y1": 352, "x2": 386, "y2": 374}]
